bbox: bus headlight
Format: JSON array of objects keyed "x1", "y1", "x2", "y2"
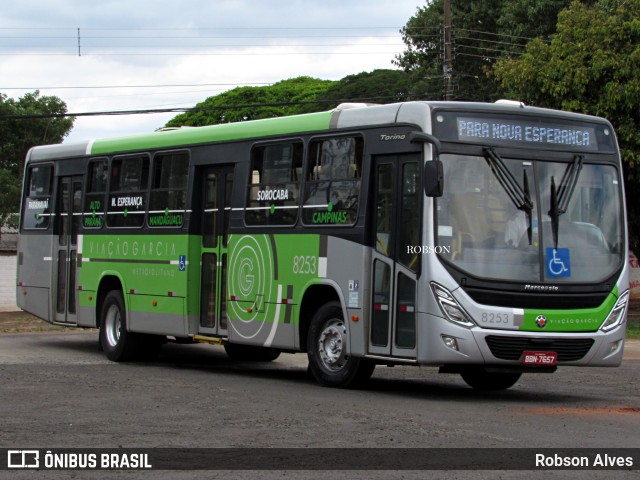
[
  {"x1": 600, "y1": 290, "x2": 629, "y2": 332},
  {"x1": 430, "y1": 282, "x2": 476, "y2": 328}
]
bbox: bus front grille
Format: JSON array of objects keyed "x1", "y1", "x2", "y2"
[{"x1": 485, "y1": 336, "x2": 595, "y2": 362}]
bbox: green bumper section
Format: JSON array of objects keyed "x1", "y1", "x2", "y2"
[{"x1": 519, "y1": 287, "x2": 619, "y2": 332}]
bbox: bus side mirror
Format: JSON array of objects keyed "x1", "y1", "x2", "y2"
[
  {"x1": 424, "y1": 159, "x2": 444, "y2": 197},
  {"x1": 409, "y1": 131, "x2": 444, "y2": 197}
]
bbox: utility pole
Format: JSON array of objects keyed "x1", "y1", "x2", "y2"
[{"x1": 443, "y1": 0, "x2": 453, "y2": 100}]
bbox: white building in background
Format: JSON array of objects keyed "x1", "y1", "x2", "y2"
[{"x1": 0, "y1": 226, "x2": 18, "y2": 312}]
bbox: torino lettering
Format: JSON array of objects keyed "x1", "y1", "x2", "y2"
[{"x1": 379, "y1": 134, "x2": 407, "y2": 141}]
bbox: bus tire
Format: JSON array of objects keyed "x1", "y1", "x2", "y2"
[
  {"x1": 224, "y1": 344, "x2": 281, "y2": 362},
  {"x1": 460, "y1": 368, "x2": 521, "y2": 391},
  {"x1": 307, "y1": 301, "x2": 375, "y2": 388},
  {"x1": 99, "y1": 290, "x2": 140, "y2": 362}
]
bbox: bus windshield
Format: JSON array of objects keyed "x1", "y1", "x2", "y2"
[{"x1": 436, "y1": 153, "x2": 623, "y2": 283}]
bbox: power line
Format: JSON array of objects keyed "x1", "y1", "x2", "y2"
[
  {"x1": 0, "y1": 27, "x2": 406, "y2": 30},
  {"x1": 0, "y1": 25, "x2": 406, "y2": 59},
  {"x1": 0, "y1": 82, "x2": 272, "y2": 90},
  {"x1": 0, "y1": 43, "x2": 402, "y2": 48},
  {"x1": 0, "y1": 51, "x2": 403, "y2": 57},
  {"x1": 0, "y1": 95, "x2": 421, "y2": 121},
  {"x1": 456, "y1": 28, "x2": 549, "y2": 43},
  {"x1": 0, "y1": 47, "x2": 404, "y2": 57},
  {"x1": 457, "y1": 43, "x2": 524, "y2": 57},
  {"x1": 455, "y1": 52, "x2": 503, "y2": 61},
  {"x1": 455, "y1": 35, "x2": 528, "y2": 50},
  {"x1": 0, "y1": 35, "x2": 404, "y2": 40}
]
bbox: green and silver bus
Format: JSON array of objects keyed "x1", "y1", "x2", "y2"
[{"x1": 16, "y1": 101, "x2": 629, "y2": 390}]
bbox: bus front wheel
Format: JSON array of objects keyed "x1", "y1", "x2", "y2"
[
  {"x1": 460, "y1": 368, "x2": 521, "y2": 391},
  {"x1": 307, "y1": 301, "x2": 375, "y2": 388}
]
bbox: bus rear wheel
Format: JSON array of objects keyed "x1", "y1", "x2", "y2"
[
  {"x1": 460, "y1": 368, "x2": 521, "y2": 391},
  {"x1": 307, "y1": 301, "x2": 375, "y2": 388},
  {"x1": 99, "y1": 290, "x2": 162, "y2": 362},
  {"x1": 100, "y1": 290, "x2": 138, "y2": 362}
]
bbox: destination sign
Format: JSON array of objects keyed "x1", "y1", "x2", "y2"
[
  {"x1": 457, "y1": 118, "x2": 594, "y2": 147},
  {"x1": 432, "y1": 112, "x2": 614, "y2": 152}
]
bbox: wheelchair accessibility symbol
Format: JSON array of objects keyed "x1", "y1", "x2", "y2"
[{"x1": 545, "y1": 248, "x2": 571, "y2": 278}]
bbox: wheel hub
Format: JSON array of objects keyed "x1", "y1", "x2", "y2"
[
  {"x1": 104, "y1": 305, "x2": 121, "y2": 348},
  {"x1": 318, "y1": 320, "x2": 347, "y2": 371}
]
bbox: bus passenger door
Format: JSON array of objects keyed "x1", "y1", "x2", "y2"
[
  {"x1": 54, "y1": 175, "x2": 83, "y2": 324},
  {"x1": 369, "y1": 155, "x2": 421, "y2": 358},
  {"x1": 199, "y1": 165, "x2": 234, "y2": 336}
]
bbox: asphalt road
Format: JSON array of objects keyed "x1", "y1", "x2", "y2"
[{"x1": 1, "y1": 332, "x2": 639, "y2": 480}]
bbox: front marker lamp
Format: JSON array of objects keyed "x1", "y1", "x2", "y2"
[
  {"x1": 430, "y1": 282, "x2": 476, "y2": 328},
  {"x1": 600, "y1": 290, "x2": 629, "y2": 332}
]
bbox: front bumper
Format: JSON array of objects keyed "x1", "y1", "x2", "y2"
[{"x1": 417, "y1": 313, "x2": 626, "y2": 368}]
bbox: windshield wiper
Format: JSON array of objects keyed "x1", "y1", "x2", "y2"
[
  {"x1": 549, "y1": 154, "x2": 584, "y2": 249},
  {"x1": 483, "y1": 148, "x2": 534, "y2": 245}
]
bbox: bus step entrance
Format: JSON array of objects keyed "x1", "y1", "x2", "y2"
[{"x1": 193, "y1": 335, "x2": 226, "y2": 346}]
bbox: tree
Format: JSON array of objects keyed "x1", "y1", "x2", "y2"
[
  {"x1": 394, "y1": 0, "x2": 579, "y2": 101},
  {"x1": 166, "y1": 77, "x2": 334, "y2": 127},
  {"x1": 166, "y1": 71, "x2": 415, "y2": 127},
  {"x1": 311, "y1": 69, "x2": 415, "y2": 111},
  {"x1": 0, "y1": 91, "x2": 74, "y2": 176},
  {"x1": 0, "y1": 91, "x2": 74, "y2": 231},
  {"x1": 492, "y1": 0, "x2": 640, "y2": 250},
  {"x1": 497, "y1": 0, "x2": 583, "y2": 39},
  {"x1": 0, "y1": 168, "x2": 20, "y2": 230}
]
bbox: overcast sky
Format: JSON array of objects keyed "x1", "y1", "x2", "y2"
[{"x1": 0, "y1": 0, "x2": 423, "y2": 143}]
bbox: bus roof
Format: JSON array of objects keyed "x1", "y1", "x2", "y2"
[
  {"x1": 27, "y1": 101, "x2": 613, "y2": 162},
  {"x1": 29, "y1": 110, "x2": 335, "y2": 162}
]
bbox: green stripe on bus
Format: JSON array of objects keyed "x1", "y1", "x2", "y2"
[{"x1": 90, "y1": 112, "x2": 334, "y2": 155}]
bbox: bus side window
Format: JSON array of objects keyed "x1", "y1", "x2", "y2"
[
  {"x1": 22, "y1": 165, "x2": 53, "y2": 230},
  {"x1": 148, "y1": 152, "x2": 189, "y2": 228},
  {"x1": 83, "y1": 158, "x2": 108, "y2": 229},
  {"x1": 107, "y1": 155, "x2": 150, "y2": 228},
  {"x1": 302, "y1": 136, "x2": 363, "y2": 226},
  {"x1": 245, "y1": 142, "x2": 302, "y2": 226}
]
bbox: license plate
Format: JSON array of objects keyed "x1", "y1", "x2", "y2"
[{"x1": 523, "y1": 351, "x2": 557, "y2": 365}]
